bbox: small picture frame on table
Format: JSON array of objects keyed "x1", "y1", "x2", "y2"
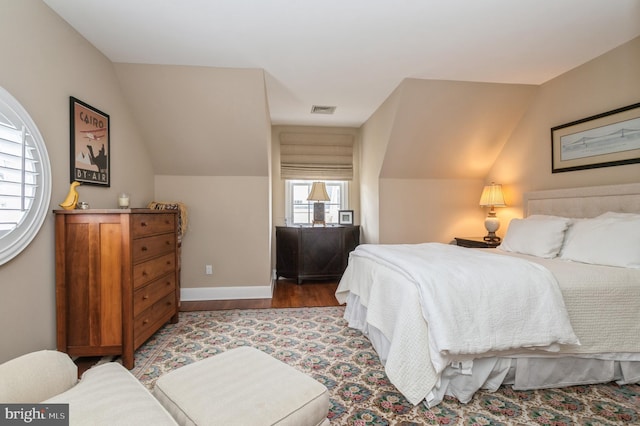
[{"x1": 338, "y1": 210, "x2": 354, "y2": 225}]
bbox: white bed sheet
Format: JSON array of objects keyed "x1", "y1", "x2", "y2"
[{"x1": 335, "y1": 248, "x2": 640, "y2": 406}]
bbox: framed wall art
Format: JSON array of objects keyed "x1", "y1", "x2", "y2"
[
  {"x1": 70, "y1": 96, "x2": 110, "y2": 186},
  {"x1": 338, "y1": 210, "x2": 354, "y2": 225},
  {"x1": 551, "y1": 102, "x2": 640, "y2": 173}
]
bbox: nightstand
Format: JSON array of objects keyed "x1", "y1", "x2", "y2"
[{"x1": 454, "y1": 237, "x2": 500, "y2": 248}]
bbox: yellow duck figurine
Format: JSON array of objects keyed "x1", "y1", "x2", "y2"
[{"x1": 59, "y1": 181, "x2": 81, "y2": 210}]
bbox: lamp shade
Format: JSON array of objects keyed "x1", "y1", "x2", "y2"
[
  {"x1": 479, "y1": 183, "x2": 506, "y2": 207},
  {"x1": 307, "y1": 182, "x2": 330, "y2": 202}
]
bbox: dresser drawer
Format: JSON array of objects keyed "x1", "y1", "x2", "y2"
[
  {"x1": 132, "y1": 214, "x2": 175, "y2": 238},
  {"x1": 134, "y1": 292, "x2": 176, "y2": 348},
  {"x1": 132, "y1": 233, "x2": 176, "y2": 263},
  {"x1": 133, "y1": 274, "x2": 176, "y2": 317},
  {"x1": 133, "y1": 253, "x2": 176, "y2": 289}
]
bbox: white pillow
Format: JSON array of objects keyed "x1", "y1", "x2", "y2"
[
  {"x1": 560, "y1": 215, "x2": 640, "y2": 268},
  {"x1": 498, "y1": 216, "x2": 570, "y2": 258}
]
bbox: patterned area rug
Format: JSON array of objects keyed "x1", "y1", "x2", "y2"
[{"x1": 130, "y1": 307, "x2": 640, "y2": 425}]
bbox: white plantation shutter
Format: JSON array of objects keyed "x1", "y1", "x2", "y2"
[
  {"x1": 280, "y1": 132, "x2": 353, "y2": 180},
  {"x1": 0, "y1": 86, "x2": 51, "y2": 265},
  {"x1": 0, "y1": 124, "x2": 36, "y2": 221}
]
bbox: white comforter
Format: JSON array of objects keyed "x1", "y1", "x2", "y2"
[{"x1": 336, "y1": 243, "x2": 580, "y2": 404}]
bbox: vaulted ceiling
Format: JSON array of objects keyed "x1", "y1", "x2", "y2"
[
  {"x1": 43, "y1": 0, "x2": 640, "y2": 127},
  {"x1": 41, "y1": 1, "x2": 640, "y2": 178}
]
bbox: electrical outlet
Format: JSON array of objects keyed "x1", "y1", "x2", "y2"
[{"x1": 205, "y1": 264, "x2": 213, "y2": 275}]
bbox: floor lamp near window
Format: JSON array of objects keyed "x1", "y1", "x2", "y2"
[
  {"x1": 307, "y1": 182, "x2": 330, "y2": 226},
  {"x1": 479, "y1": 182, "x2": 506, "y2": 243}
]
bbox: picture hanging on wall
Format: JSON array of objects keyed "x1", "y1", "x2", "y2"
[
  {"x1": 551, "y1": 102, "x2": 640, "y2": 173},
  {"x1": 70, "y1": 96, "x2": 110, "y2": 186}
]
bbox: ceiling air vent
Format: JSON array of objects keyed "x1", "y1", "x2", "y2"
[{"x1": 311, "y1": 105, "x2": 336, "y2": 114}]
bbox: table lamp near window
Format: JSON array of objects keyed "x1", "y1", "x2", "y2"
[
  {"x1": 307, "y1": 182, "x2": 330, "y2": 226},
  {"x1": 479, "y1": 182, "x2": 506, "y2": 243}
]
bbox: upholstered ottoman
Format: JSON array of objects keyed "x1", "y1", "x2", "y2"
[{"x1": 153, "y1": 346, "x2": 331, "y2": 426}]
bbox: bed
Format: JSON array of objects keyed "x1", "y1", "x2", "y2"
[{"x1": 335, "y1": 182, "x2": 640, "y2": 407}]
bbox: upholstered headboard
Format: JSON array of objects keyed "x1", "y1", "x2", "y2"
[{"x1": 524, "y1": 183, "x2": 640, "y2": 218}]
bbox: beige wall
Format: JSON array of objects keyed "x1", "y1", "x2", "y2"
[
  {"x1": 114, "y1": 63, "x2": 270, "y2": 177},
  {"x1": 487, "y1": 36, "x2": 640, "y2": 231},
  {"x1": 363, "y1": 39, "x2": 640, "y2": 244},
  {"x1": 359, "y1": 88, "x2": 401, "y2": 243},
  {"x1": 381, "y1": 79, "x2": 536, "y2": 179},
  {"x1": 361, "y1": 78, "x2": 534, "y2": 244},
  {"x1": 155, "y1": 176, "x2": 272, "y2": 299},
  {"x1": 379, "y1": 179, "x2": 485, "y2": 244},
  {"x1": 124, "y1": 63, "x2": 275, "y2": 299},
  {"x1": 0, "y1": 0, "x2": 155, "y2": 362}
]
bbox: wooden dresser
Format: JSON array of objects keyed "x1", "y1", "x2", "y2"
[
  {"x1": 275, "y1": 225, "x2": 360, "y2": 284},
  {"x1": 54, "y1": 209, "x2": 179, "y2": 369}
]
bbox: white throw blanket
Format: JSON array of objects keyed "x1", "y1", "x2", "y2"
[{"x1": 350, "y1": 243, "x2": 580, "y2": 374}]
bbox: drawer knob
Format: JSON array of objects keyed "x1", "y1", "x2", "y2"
[
  {"x1": 166, "y1": 281, "x2": 171, "y2": 286},
  {"x1": 140, "y1": 222, "x2": 148, "y2": 227},
  {"x1": 142, "y1": 295, "x2": 149, "y2": 300},
  {"x1": 142, "y1": 271, "x2": 148, "y2": 276},
  {"x1": 143, "y1": 319, "x2": 149, "y2": 325},
  {"x1": 141, "y1": 246, "x2": 148, "y2": 251}
]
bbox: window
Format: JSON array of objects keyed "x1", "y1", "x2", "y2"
[
  {"x1": 0, "y1": 87, "x2": 51, "y2": 265},
  {"x1": 286, "y1": 180, "x2": 348, "y2": 225}
]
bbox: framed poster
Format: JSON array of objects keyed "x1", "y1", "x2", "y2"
[
  {"x1": 70, "y1": 96, "x2": 110, "y2": 186},
  {"x1": 551, "y1": 102, "x2": 640, "y2": 173}
]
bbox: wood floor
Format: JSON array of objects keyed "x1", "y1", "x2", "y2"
[{"x1": 181, "y1": 279, "x2": 341, "y2": 310}]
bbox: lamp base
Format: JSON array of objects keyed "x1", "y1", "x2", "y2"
[
  {"x1": 484, "y1": 213, "x2": 501, "y2": 243},
  {"x1": 483, "y1": 233, "x2": 501, "y2": 243},
  {"x1": 312, "y1": 202, "x2": 326, "y2": 227}
]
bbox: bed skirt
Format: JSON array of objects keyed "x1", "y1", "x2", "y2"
[{"x1": 343, "y1": 293, "x2": 640, "y2": 407}]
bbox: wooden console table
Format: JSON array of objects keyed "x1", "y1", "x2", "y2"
[{"x1": 275, "y1": 225, "x2": 360, "y2": 284}]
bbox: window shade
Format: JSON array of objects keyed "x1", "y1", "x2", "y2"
[{"x1": 280, "y1": 132, "x2": 353, "y2": 180}]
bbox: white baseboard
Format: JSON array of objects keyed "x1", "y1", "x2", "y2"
[{"x1": 181, "y1": 285, "x2": 273, "y2": 301}]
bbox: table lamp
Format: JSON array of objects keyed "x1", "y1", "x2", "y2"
[
  {"x1": 479, "y1": 182, "x2": 506, "y2": 243},
  {"x1": 307, "y1": 182, "x2": 330, "y2": 226}
]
